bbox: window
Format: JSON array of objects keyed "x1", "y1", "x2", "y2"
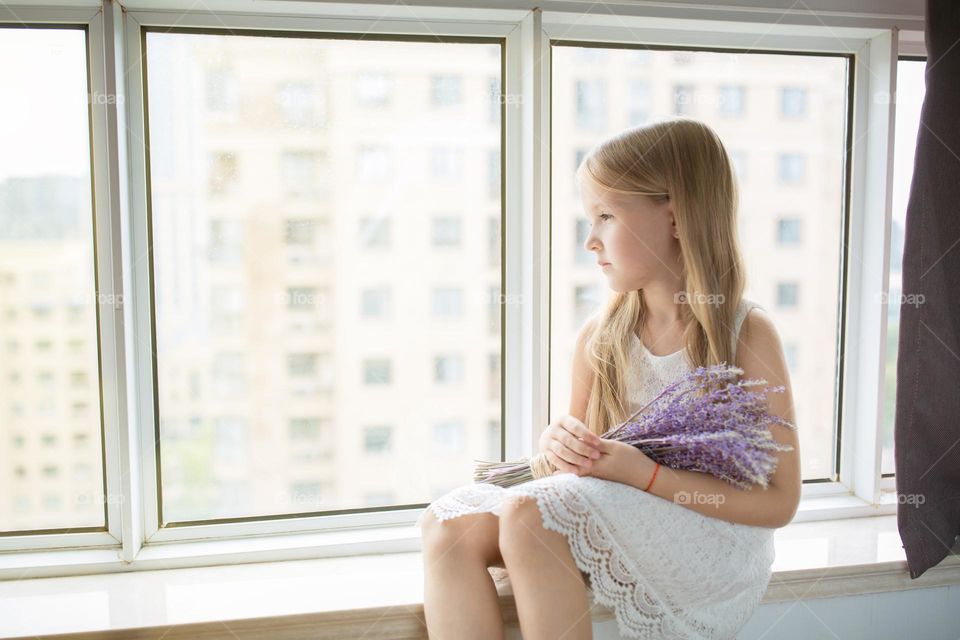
[
  {"x1": 882, "y1": 58, "x2": 926, "y2": 476},
  {"x1": 280, "y1": 150, "x2": 320, "y2": 197},
  {"x1": 357, "y1": 145, "x2": 392, "y2": 182},
  {"x1": 4, "y1": 4, "x2": 912, "y2": 566},
  {"x1": 781, "y1": 86, "x2": 807, "y2": 118},
  {"x1": 673, "y1": 84, "x2": 694, "y2": 115},
  {"x1": 430, "y1": 74, "x2": 461, "y2": 106},
  {"x1": 430, "y1": 147, "x2": 463, "y2": 179},
  {"x1": 357, "y1": 72, "x2": 391, "y2": 107},
  {"x1": 718, "y1": 84, "x2": 745, "y2": 115},
  {"x1": 289, "y1": 417, "x2": 323, "y2": 440},
  {"x1": 575, "y1": 219, "x2": 592, "y2": 264},
  {"x1": 364, "y1": 426, "x2": 392, "y2": 453},
  {"x1": 778, "y1": 153, "x2": 806, "y2": 184},
  {"x1": 552, "y1": 45, "x2": 847, "y2": 483},
  {"x1": 777, "y1": 218, "x2": 802, "y2": 245},
  {"x1": 209, "y1": 152, "x2": 238, "y2": 196},
  {"x1": 776, "y1": 282, "x2": 800, "y2": 308},
  {"x1": 432, "y1": 287, "x2": 462, "y2": 318},
  {"x1": 287, "y1": 353, "x2": 317, "y2": 377},
  {"x1": 286, "y1": 286, "x2": 318, "y2": 311},
  {"x1": 434, "y1": 355, "x2": 464, "y2": 384},
  {"x1": 488, "y1": 352, "x2": 500, "y2": 401},
  {"x1": 488, "y1": 217, "x2": 500, "y2": 268},
  {"x1": 729, "y1": 150, "x2": 747, "y2": 182},
  {"x1": 277, "y1": 82, "x2": 318, "y2": 128},
  {"x1": 487, "y1": 148, "x2": 500, "y2": 200},
  {"x1": 575, "y1": 78, "x2": 606, "y2": 129},
  {"x1": 432, "y1": 217, "x2": 461, "y2": 247},
  {"x1": 208, "y1": 219, "x2": 243, "y2": 263},
  {"x1": 363, "y1": 358, "x2": 391, "y2": 384},
  {"x1": 627, "y1": 80, "x2": 651, "y2": 126},
  {"x1": 433, "y1": 421, "x2": 465, "y2": 452},
  {"x1": 360, "y1": 287, "x2": 391, "y2": 318},
  {"x1": 205, "y1": 67, "x2": 238, "y2": 113},
  {"x1": 358, "y1": 216, "x2": 390, "y2": 249},
  {"x1": 0, "y1": 26, "x2": 104, "y2": 535}
]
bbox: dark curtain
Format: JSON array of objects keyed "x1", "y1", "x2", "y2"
[{"x1": 895, "y1": 0, "x2": 960, "y2": 579}]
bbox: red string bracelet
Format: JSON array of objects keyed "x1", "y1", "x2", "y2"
[{"x1": 643, "y1": 462, "x2": 660, "y2": 492}]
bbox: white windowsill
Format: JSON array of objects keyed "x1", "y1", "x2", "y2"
[{"x1": 2, "y1": 513, "x2": 960, "y2": 639}]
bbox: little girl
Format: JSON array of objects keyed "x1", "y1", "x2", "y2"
[{"x1": 417, "y1": 118, "x2": 802, "y2": 640}]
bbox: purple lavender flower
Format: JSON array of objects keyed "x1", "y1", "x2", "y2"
[{"x1": 474, "y1": 363, "x2": 796, "y2": 490}]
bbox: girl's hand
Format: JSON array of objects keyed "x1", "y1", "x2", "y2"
[
  {"x1": 539, "y1": 415, "x2": 603, "y2": 476},
  {"x1": 565, "y1": 439, "x2": 651, "y2": 485}
]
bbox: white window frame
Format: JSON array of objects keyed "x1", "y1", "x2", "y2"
[{"x1": 0, "y1": 0, "x2": 927, "y2": 579}]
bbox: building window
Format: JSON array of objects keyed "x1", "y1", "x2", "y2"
[
  {"x1": 778, "y1": 153, "x2": 806, "y2": 184},
  {"x1": 729, "y1": 150, "x2": 747, "y2": 182},
  {"x1": 488, "y1": 352, "x2": 500, "y2": 401},
  {"x1": 358, "y1": 217, "x2": 390, "y2": 249},
  {"x1": 280, "y1": 150, "x2": 318, "y2": 198},
  {"x1": 208, "y1": 219, "x2": 242, "y2": 263},
  {"x1": 364, "y1": 426, "x2": 392, "y2": 453},
  {"x1": 487, "y1": 75, "x2": 499, "y2": 124},
  {"x1": 208, "y1": 152, "x2": 238, "y2": 196},
  {"x1": 718, "y1": 85, "x2": 745, "y2": 116},
  {"x1": 357, "y1": 145, "x2": 392, "y2": 182},
  {"x1": 781, "y1": 86, "x2": 807, "y2": 118},
  {"x1": 488, "y1": 217, "x2": 500, "y2": 268},
  {"x1": 627, "y1": 80, "x2": 651, "y2": 126},
  {"x1": 289, "y1": 417, "x2": 322, "y2": 440},
  {"x1": 575, "y1": 78, "x2": 606, "y2": 129},
  {"x1": 357, "y1": 72, "x2": 391, "y2": 107},
  {"x1": 432, "y1": 287, "x2": 462, "y2": 318},
  {"x1": 287, "y1": 352, "x2": 317, "y2": 377},
  {"x1": 284, "y1": 218, "x2": 316, "y2": 246},
  {"x1": 777, "y1": 218, "x2": 802, "y2": 245},
  {"x1": 276, "y1": 82, "x2": 315, "y2": 128},
  {"x1": 433, "y1": 421, "x2": 465, "y2": 453},
  {"x1": 360, "y1": 287, "x2": 391, "y2": 318},
  {"x1": 430, "y1": 148, "x2": 464, "y2": 180},
  {"x1": 776, "y1": 282, "x2": 800, "y2": 308},
  {"x1": 485, "y1": 148, "x2": 500, "y2": 201},
  {"x1": 575, "y1": 219, "x2": 592, "y2": 264},
  {"x1": 205, "y1": 67, "x2": 238, "y2": 113},
  {"x1": 432, "y1": 217, "x2": 461, "y2": 247},
  {"x1": 673, "y1": 84, "x2": 694, "y2": 115},
  {"x1": 784, "y1": 342, "x2": 799, "y2": 370},
  {"x1": 430, "y1": 74, "x2": 461, "y2": 106},
  {"x1": 363, "y1": 358, "x2": 391, "y2": 384},
  {"x1": 212, "y1": 352, "x2": 245, "y2": 398},
  {"x1": 434, "y1": 355, "x2": 464, "y2": 384}
]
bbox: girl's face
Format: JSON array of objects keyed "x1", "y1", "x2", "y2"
[{"x1": 579, "y1": 175, "x2": 682, "y2": 293}]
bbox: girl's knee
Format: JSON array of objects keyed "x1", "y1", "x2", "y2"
[{"x1": 421, "y1": 512, "x2": 501, "y2": 565}]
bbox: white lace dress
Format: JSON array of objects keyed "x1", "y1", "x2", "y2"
[{"x1": 416, "y1": 298, "x2": 777, "y2": 640}]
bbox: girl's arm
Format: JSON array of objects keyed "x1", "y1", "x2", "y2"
[{"x1": 623, "y1": 307, "x2": 803, "y2": 529}]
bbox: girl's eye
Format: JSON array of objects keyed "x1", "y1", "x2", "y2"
[{"x1": 599, "y1": 214, "x2": 612, "y2": 221}]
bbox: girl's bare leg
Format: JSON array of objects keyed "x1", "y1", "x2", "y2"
[
  {"x1": 498, "y1": 495, "x2": 593, "y2": 640},
  {"x1": 420, "y1": 509, "x2": 506, "y2": 640}
]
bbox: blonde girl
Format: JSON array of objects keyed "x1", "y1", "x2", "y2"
[{"x1": 418, "y1": 117, "x2": 801, "y2": 640}]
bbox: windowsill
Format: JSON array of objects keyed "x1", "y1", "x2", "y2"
[{"x1": 2, "y1": 513, "x2": 960, "y2": 639}]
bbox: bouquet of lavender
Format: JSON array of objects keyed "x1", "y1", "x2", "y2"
[{"x1": 474, "y1": 363, "x2": 796, "y2": 491}]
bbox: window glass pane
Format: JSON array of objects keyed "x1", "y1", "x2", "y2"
[
  {"x1": 0, "y1": 27, "x2": 104, "y2": 533},
  {"x1": 882, "y1": 59, "x2": 926, "y2": 476},
  {"x1": 145, "y1": 32, "x2": 501, "y2": 522},
  {"x1": 551, "y1": 46, "x2": 848, "y2": 481}
]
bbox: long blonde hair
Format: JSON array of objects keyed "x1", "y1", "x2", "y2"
[{"x1": 576, "y1": 118, "x2": 746, "y2": 437}]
